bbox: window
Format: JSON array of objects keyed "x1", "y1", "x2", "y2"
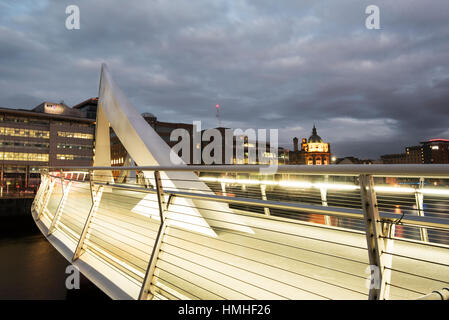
[
  {"x1": 57, "y1": 143, "x2": 92, "y2": 151},
  {"x1": 57, "y1": 131, "x2": 94, "y2": 139},
  {"x1": 0, "y1": 140, "x2": 49, "y2": 149},
  {"x1": 28, "y1": 118, "x2": 50, "y2": 125},
  {"x1": 2, "y1": 116, "x2": 28, "y2": 123},
  {"x1": 0, "y1": 152, "x2": 49, "y2": 162},
  {"x1": 0, "y1": 127, "x2": 50, "y2": 139},
  {"x1": 56, "y1": 154, "x2": 92, "y2": 161}
]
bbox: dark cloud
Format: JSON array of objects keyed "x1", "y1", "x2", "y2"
[{"x1": 0, "y1": 0, "x2": 448, "y2": 159}]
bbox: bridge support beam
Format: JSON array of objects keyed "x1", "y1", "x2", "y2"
[
  {"x1": 359, "y1": 174, "x2": 394, "y2": 300},
  {"x1": 73, "y1": 171, "x2": 104, "y2": 261},
  {"x1": 139, "y1": 171, "x2": 172, "y2": 300}
]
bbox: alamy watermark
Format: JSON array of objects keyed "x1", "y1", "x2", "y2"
[
  {"x1": 65, "y1": 4, "x2": 380, "y2": 31},
  {"x1": 169, "y1": 121, "x2": 279, "y2": 174},
  {"x1": 65, "y1": 5, "x2": 380, "y2": 31},
  {"x1": 365, "y1": 5, "x2": 380, "y2": 30},
  {"x1": 65, "y1": 265, "x2": 80, "y2": 290},
  {"x1": 65, "y1": 5, "x2": 80, "y2": 30}
]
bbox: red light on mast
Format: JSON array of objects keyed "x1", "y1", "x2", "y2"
[{"x1": 216, "y1": 104, "x2": 220, "y2": 109}]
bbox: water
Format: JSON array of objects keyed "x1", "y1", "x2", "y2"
[{"x1": 0, "y1": 214, "x2": 110, "y2": 300}]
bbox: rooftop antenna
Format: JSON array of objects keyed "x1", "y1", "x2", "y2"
[{"x1": 216, "y1": 104, "x2": 222, "y2": 127}]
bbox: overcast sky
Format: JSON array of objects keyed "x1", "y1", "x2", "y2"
[{"x1": 1, "y1": 0, "x2": 449, "y2": 158}]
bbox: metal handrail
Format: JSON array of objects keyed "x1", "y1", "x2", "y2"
[
  {"x1": 46, "y1": 164, "x2": 449, "y2": 177},
  {"x1": 47, "y1": 172, "x2": 449, "y2": 231},
  {"x1": 96, "y1": 181, "x2": 449, "y2": 231}
]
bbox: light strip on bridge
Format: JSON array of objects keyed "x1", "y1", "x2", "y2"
[
  {"x1": 200, "y1": 177, "x2": 449, "y2": 195},
  {"x1": 200, "y1": 176, "x2": 358, "y2": 191}
]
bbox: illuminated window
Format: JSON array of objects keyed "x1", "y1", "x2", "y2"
[
  {"x1": 0, "y1": 127, "x2": 49, "y2": 139},
  {"x1": 57, "y1": 131, "x2": 94, "y2": 139},
  {"x1": 306, "y1": 143, "x2": 329, "y2": 153},
  {"x1": 0, "y1": 152, "x2": 48, "y2": 162},
  {"x1": 57, "y1": 154, "x2": 92, "y2": 161}
]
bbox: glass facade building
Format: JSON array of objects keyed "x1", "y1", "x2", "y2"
[{"x1": 0, "y1": 102, "x2": 95, "y2": 194}]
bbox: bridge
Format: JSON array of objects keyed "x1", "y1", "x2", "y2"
[{"x1": 31, "y1": 64, "x2": 449, "y2": 300}]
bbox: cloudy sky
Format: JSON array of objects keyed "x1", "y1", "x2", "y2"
[{"x1": 1, "y1": 0, "x2": 449, "y2": 158}]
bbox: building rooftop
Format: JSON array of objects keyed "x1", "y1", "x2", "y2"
[
  {"x1": 308, "y1": 125, "x2": 323, "y2": 143},
  {"x1": 0, "y1": 105, "x2": 94, "y2": 123},
  {"x1": 72, "y1": 97, "x2": 99, "y2": 109},
  {"x1": 422, "y1": 138, "x2": 449, "y2": 144}
]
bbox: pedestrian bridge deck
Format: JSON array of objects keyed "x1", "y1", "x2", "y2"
[{"x1": 32, "y1": 165, "x2": 449, "y2": 300}]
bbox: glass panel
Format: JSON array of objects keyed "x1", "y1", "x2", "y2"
[
  {"x1": 85, "y1": 187, "x2": 160, "y2": 283},
  {"x1": 45, "y1": 178, "x2": 63, "y2": 221},
  {"x1": 57, "y1": 181, "x2": 92, "y2": 242}
]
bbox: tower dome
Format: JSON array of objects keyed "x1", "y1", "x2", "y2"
[{"x1": 308, "y1": 125, "x2": 323, "y2": 143}]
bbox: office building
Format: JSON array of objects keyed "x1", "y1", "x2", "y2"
[
  {"x1": 381, "y1": 139, "x2": 449, "y2": 164},
  {"x1": 421, "y1": 139, "x2": 449, "y2": 164},
  {"x1": 0, "y1": 102, "x2": 94, "y2": 192}
]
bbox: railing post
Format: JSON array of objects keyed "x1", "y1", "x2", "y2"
[
  {"x1": 415, "y1": 177, "x2": 429, "y2": 242},
  {"x1": 359, "y1": 174, "x2": 393, "y2": 300},
  {"x1": 72, "y1": 170, "x2": 104, "y2": 261},
  {"x1": 32, "y1": 172, "x2": 48, "y2": 212},
  {"x1": 48, "y1": 170, "x2": 72, "y2": 235},
  {"x1": 321, "y1": 175, "x2": 332, "y2": 226},
  {"x1": 37, "y1": 175, "x2": 56, "y2": 221},
  {"x1": 139, "y1": 170, "x2": 169, "y2": 300},
  {"x1": 260, "y1": 184, "x2": 271, "y2": 216},
  {"x1": 220, "y1": 182, "x2": 227, "y2": 196}
]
